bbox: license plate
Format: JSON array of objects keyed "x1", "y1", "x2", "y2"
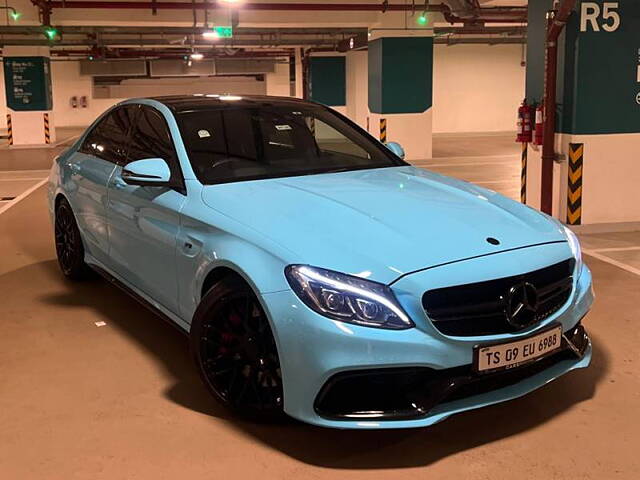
[{"x1": 474, "y1": 325, "x2": 563, "y2": 373}]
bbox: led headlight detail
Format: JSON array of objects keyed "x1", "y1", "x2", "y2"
[
  {"x1": 564, "y1": 226, "x2": 583, "y2": 276},
  {"x1": 285, "y1": 265, "x2": 414, "y2": 330}
]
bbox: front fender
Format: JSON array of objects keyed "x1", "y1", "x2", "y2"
[{"x1": 177, "y1": 189, "x2": 299, "y2": 323}]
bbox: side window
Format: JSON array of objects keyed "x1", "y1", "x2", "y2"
[
  {"x1": 81, "y1": 106, "x2": 135, "y2": 164},
  {"x1": 127, "y1": 106, "x2": 182, "y2": 185},
  {"x1": 309, "y1": 117, "x2": 370, "y2": 160}
]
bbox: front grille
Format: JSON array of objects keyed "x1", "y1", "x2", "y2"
[{"x1": 422, "y1": 259, "x2": 574, "y2": 336}]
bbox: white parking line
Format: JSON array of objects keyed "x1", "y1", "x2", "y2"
[
  {"x1": 583, "y1": 248, "x2": 640, "y2": 278},
  {"x1": 0, "y1": 177, "x2": 48, "y2": 181},
  {"x1": 588, "y1": 246, "x2": 640, "y2": 253},
  {"x1": 475, "y1": 179, "x2": 519, "y2": 185},
  {"x1": 0, "y1": 178, "x2": 48, "y2": 216},
  {"x1": 424, "y1": 160, "x2": 518, "y2": 168}
]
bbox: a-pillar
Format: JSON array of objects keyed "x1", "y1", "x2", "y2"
[
  {"x1": 265, "y1": 57, "x2": 291, "y2": 97},
  {"x1": 3, "y1": 46, "x2": 56, "y2": 147},
  {"x1": 525, "y1": 0, "x2": 640, "y2": 227},
  {"x1": 368, "y1": 30, "x2": 433, "y2": 161}
]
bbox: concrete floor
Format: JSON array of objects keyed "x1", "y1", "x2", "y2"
[{"x1": 1, "y1": 135, "x2": 640, "y2": 479}]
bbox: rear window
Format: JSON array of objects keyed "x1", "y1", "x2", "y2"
[{"x1": 176, "y1": 105, "x2": 403, "y2": 185}]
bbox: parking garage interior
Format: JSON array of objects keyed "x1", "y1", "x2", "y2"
[{"x1": 1, "y1": 1, "x2": 639, "y2": 478}]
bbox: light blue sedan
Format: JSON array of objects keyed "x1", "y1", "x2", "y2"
[{"x1": 48, "y1": 95, "x2": 593, "y2": 429}]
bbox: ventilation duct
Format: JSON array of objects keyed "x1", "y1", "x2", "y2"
[
  {"x1": 215, "y1": 58, "x2": 276, "y2": 75},
  {"x1": 150, "y1": 59, "x2": 216, "y2": 77},
  {"x1": 80, "y1": 60, "x2": 147, "y2": 76}
]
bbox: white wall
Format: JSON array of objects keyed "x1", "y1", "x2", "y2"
[
  {"x1": 265, "y1": 59, "x2": 291, "y2": 97},
  {"x1": 433, "y1": 44, "x2": 526, "y2": 134},
  {"x1": 51, "y1": 61, "x2": 125, "y2": 128}
]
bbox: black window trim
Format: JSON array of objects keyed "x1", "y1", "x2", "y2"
[{"x1": 129, "y1": 104, "x2": 187, "y2": 195}]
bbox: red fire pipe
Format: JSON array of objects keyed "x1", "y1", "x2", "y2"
[{"x1": 540, "y1": 0, "x2": 576, "y2": 215}]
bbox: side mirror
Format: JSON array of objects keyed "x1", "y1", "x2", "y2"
[
  {"x1": 385, "y1": 141, "x2": 405, "y2": 160},
  {"x1": 122, "y1": 158, "x2": 171, "y2": 186}
]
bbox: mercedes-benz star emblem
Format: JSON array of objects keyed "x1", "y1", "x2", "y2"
[{"x1": 505, "y1": 282, "x2": 539, "y2": 329}]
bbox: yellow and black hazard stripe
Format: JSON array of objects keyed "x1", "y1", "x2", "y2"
[
  {"x1": 567, "y1": 143, "x2": 584, "y2": 226},
  {"x1": 520, "y1": 142, "x2": 528, "y2": 204},
  {"x1": 379, "y1": 118, "x2": 387, "y2": 143},
  {"x1": 6, "y1": 114, "x2": 13, "y2": 146},
  {"x1": 44, "y1": 113, "x2": 51, "y2": 144}
]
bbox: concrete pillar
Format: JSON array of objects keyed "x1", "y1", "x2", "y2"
[
  {"x1": 525, "y1": 0, "x2": 640, "y2": 226},
  {"x1": 346, "y1": 50, "x2": 368, "y2": 131},
  {"x1": 3, "y1": 46, "x2": 56, "y2": 147},
  {"x1": 294, "y1": 48, "x2": 304, "y2": 99},
  {"x1": 265, "y1": 57, "x2": 291, "y2": 98},
  {"x1": 367, "y1": 30, "x2": 433, "y2": 161}
]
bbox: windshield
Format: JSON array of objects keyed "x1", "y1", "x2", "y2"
[{"x1": 176, "y1": 104, "x2": 405, "y2": 185}]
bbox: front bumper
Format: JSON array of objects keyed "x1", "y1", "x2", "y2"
[{"x1": 262, "y1": 244, "x2": 594, "y2": 429}]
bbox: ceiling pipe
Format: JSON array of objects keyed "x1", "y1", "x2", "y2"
[
  {"x1": 46, "y1": 1, "x2": 450, "y2": 12},
  {"x1": 540, "y1": 0, "x2": 576, "y2": 215},
  {"x1": 31, "y1": 0, "x2": 52, "y2": 25},
  {"x1": 43, "y1": 1, "x2": 526, "y2": 23}
]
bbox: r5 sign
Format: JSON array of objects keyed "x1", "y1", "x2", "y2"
[{"x1": 580, "y1": 2, "x2": 621, "y2": 32}]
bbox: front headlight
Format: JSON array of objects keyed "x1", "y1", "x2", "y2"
[
  {"x1": 285, "y1": 265, "x2": 414, "y2": 330},
  {"x1": 564, "y1": 226, "x2": 583, "y2": 275}
]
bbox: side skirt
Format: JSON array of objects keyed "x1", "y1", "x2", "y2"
[{"x1": 88, "y1": 263, "x2": 190, "y2": 337}]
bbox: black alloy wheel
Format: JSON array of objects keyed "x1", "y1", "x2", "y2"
[
  {"x1": 191, "y1": 278, "x2": 284, "y2": 420},
  {"x1": 54, "y1": 198, "x2": 91, "y2": 280}
]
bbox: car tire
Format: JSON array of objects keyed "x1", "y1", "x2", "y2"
[
  {"x1": 54, "y1": 198, "x2": 92, "y2": 281},
  {"x1": 190, "y1": 277, "x2": 285, "y2": 422}
]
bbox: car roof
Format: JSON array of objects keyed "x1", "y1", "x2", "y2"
[{"x1": 147, "y1": 94, "x2": 320, "y2": 113}]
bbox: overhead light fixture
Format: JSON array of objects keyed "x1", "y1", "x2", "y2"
[
  {"x1": 202, "y1": 30, "x2": 220, "y2": 40},
  {"x1": 10, "y1": 10, "x2": 21, "y2": 21},
  {"x1": 219, "y1": 95, "x2": 242, "y2": 101},
  {"x1": 190, "y1": 52, "x2": 204, "y2": 60},
  {"x1": 219, "y1": 0, "x2": 242, "y2": 5}
]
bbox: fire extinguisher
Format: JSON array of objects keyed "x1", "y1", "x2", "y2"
[
  {"x1": 533, "y1": 103, "x2": 544, "y2": 146},
  {"x1": 516, "y1": 99, "x2": 533, "y2": 143}
]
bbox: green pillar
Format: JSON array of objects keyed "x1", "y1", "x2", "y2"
[
  {"x1": 525, "y1": 0, "x2": 640, "y2": 225},
  {"x1": 367, "y1": 32, "x2": 433, "y2": 160},
  {"x1": 309, "y1": 56, "x2": 346, "y2": 107},
  {"x1": 3, "y1": 46, "x2": 55, "y2": 147}
]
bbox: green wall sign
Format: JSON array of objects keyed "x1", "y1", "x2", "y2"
[{"x1": 3, "y1": 56, "x2": 53, "y2": 111}]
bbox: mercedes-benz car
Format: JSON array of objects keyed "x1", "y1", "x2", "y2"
[{"x1": 48, "y1": 95, "x2": 593, "y2": 429}]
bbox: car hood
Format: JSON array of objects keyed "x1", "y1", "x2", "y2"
[{"x1": 201, "y1": 166, "x2": 567, "y2": 284}]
